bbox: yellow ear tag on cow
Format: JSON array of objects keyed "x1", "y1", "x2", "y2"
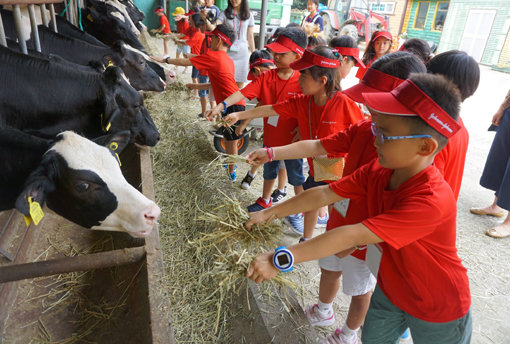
[
  {"x1": 109, "y1": 142, "x2": 119, "y2": 151},
  {"x1": 107, "y1": 60, "x2": 114, "y2": 68},
  {"x1": 115, "y1": 153, "x2": 122, "y2": 167},
  {"x1": 106, "y1": 122, "x2": 111, "y2": 132},
  {"x1": 87, "y1": 13, "x2": 94, "y2": 22},
  {"x1": 24, "y1": 197, "x2": 44, "y2": 226}
]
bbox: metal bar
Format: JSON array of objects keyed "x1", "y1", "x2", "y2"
[
  {"x1": 40, "y1": 4, "x2": 49, "y2": 27},
  {"x1": 258, "y1": 0, "x2": 268, "y2": 49},
  {"x1": 12, "y1": 5, "x2": 27, "y2": 54},
  {"x1": 68, "y1": 0, "x2": 75, "y2": 25},
  {"x1": 0, "y1": 12, "x2": 7, "y2": 47},
  {"x1": 49, "y1": 3, "x2": 57, "y2": 32},
  {"x1": 0, "y1": 0, "x2": 63, "y2": 4},
  {"x1": 28, "y1": 4, "x2": 41, "y2": 51},
  {"x1": 0, "y1": 246, "x2": 146, "y2": 284}
]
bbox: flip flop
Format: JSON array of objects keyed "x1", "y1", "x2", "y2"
[
  {"x1": 485, "y1": 227, "x2": 510, "y2": 239},
  {"x1": 470, "y1": 208, "x2": 505, "y2": 217}
]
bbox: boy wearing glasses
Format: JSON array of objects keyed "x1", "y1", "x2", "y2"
[{"x1": 245, "y1": 73, "x2": 472, "y2": 344}]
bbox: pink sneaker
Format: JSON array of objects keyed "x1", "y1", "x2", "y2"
[
  {"x1": 304, "y1": 304, "x2": 335, "y2": 327},
  {"x1": 323, "y1": 329, "x2": 358, "y2": 344}
]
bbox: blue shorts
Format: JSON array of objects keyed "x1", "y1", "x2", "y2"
[
  {"x1": 362, "y1": 286, "x2": 472, "y2": 344},
  {"x1": 302, "y1": 174, "x2": 327, "y2": 190},
  {"x1": 176, "y1": 44, "x2": 190, "y2": 54},
  {"x1": 263, "y1": 154, "x2": 304, "y2": 186},
  {"x1": 198, "y1": 75, "x2": 209, "y2": 98},
  {"x1": 191, "y1": 66, "x2": 199, "y2": 79}
]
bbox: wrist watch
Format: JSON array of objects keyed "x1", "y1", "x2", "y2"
[
  {"x1": 221, "y1": 101, "x2": 228, "y2": 114},
  {"x1": 273, "y1": 246, "x2": 294, "y2": 272}
]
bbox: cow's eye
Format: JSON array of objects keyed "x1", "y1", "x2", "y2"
[{"x1": 75, "y1": 183, "x2": 90, "y2": 192}]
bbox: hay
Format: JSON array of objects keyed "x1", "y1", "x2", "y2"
[{"x1": 146, "y1": 85, "x2": 301, "y2": 342}]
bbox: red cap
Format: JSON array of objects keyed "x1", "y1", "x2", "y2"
[
  {"x1": 184, "y1": 10, "x2": 196, "y2": 16},
  {"x1": 398, "y1": 44, "x2": 407, "y2": 52},
  {"x1": 247, "y1": 58, "x2": 274, "y2": 80},
  {"x1": 371, "y1": 31, "x2": 392, "y2": 42},
  {"x1": 343, "y1": 68, "x2": 404, "y2": 103},
  {"x1": 265, "y1": 35, "x2": 305, "y2": 55},
  {"x1": 290, "y1": 49, "x2": 340, "y2": 71},
  {"x1": 332, "y1": 47, "x2": 365, "y2": 68},
  {"x1": 154, "y1": 8, "x2": 164, "y2": 13},
  {"x1": 362, "y1": 79, "x2": 461, "y2": 138},
  {"x1": 210, "y1": 27, "x2": 232, "y2": 46}
]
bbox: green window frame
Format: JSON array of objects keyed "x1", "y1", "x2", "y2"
[
  {"x1": 432, "y1": 2, "x2": 449, "y2": 32},
  {"x1": 413, "y1": 1, "x2": 430, "y2": 30}
]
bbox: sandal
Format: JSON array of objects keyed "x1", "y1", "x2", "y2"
[
  {"x1": 470, "y1": 207, "x2": 505, "y2": 217},
  {"x1": 485, "y1": 227, "x2": 510, "y2": 238}
]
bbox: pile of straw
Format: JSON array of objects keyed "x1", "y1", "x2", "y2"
[{"x1": 145, "y1": 85, "x2": 299, "y2": 342}]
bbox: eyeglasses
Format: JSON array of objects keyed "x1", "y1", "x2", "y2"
[{"x1": 370, "y1": 122, "x2": 431, "y2": 144}]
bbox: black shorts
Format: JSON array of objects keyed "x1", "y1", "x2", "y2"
[
  {"x1": 302, "y1": 174, "x2": 328, "y2": 190},
  {"x1": 222, "y1": 104, "x2": 246, "y2": 141}
]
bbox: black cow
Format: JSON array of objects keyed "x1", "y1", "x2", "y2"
[
  {"x1": 29, "y1": 26, "x2": 165, "y2": 92},
  {"x1": 117, "y1": 0, "x2": 145, "y2": 31},
  {"x1": 1, "y1": 128, "x2": 160, "y2": 237},
  {"x1": 51, "y1": 14, "x2": 108, "y2": 47},
  {"x1": 82, "y1": 0, "x2": 144, "y2": 50},
  {"x1": 0, "y1": 45, "x2": 159, "y2": 146}
]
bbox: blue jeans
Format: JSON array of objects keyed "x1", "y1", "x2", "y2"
[
  {"x1": 263, "y1": 155, "x2": 304, "y2": 186},
  {"x1": 198, "y1": 75, "x2": 209, "y2": 98}
]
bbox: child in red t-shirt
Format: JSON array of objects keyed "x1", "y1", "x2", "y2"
[
  {"x1": 246, "y1": 74, "x2": 472, "y2": 344},
  {"x1": 246, "y1": 52, "x2": 426, "y2": 343},
  {"x1": 355, "y1": 30, "x2": 392, "y2": 80},
  {"x1": 151, "y1": 8, "x2": 172, "y2": 57},
  {"x1": 222, "y1": 46, "x2": 364, "y2": 238},
  {"x1": 206, "y1": 28, "x2": 308, "y2": 217},
  {"x1": 153, "y1": 24, "x2": 245, "y2": 180},
  {"x1": 172, "y1": 8, "x2": 190, "y2": 73}
]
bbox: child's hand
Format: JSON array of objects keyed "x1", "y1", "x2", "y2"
[
  {"x1": 205, "y1": 107, "x2": 221, "y2": 122},
  {"x1": 247, "y1": 148, "x2": 269, "y2": 165},
  {"x1": 222, "y1": 113, "x2": 239, "y2": 127},
  {"x1": 150, "y1": 29, "x2": 157, "y2": 34},
  {"x1": 492, "y1": 108, "x2": 504, "y2": 126},
  {"x1": 246, "y1": 252, "x2": 278, "y2": 283},
  {"x1": 245, "y1": 209, "x2": 272, "y2": 230},
  {"x1": 291, "y1": 127, "x2": 301, "y2": 142},
  {"x1": 235, "y1": 121, "x2": 248, "y2": 136}
]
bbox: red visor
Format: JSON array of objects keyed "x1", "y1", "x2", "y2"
[
  {"x1": 184, "y1": 10, "x2": 196, "y2": 16},
  {"x1": 210, "y1": 28, "x2": 232, "y2": 46},
  {"x1": 154, "y1": 8, "x2": 164, "y2": 13},
  {"x1": 290, "y1": 49, "x2": 340, "y2": 71},
  {"x1": 398, "y1": 44, "x2": 407, "y2": 52},
  {"x1": 371, "y1": 31, "x2": 392, "y2": 42},
  {"x1": 343, "y1": 68, "x2": 404, "y2": 103},
  {"x1": 362, "y1": 79, "x2": 461, "y2": 138},
  {"x1": 265, "y1": 35, "x2": 305, "y2": 55},
  {"x1": 249, "y1": 58, "x2": 274, "y2": 70},
  {"x1": 332, "y1": 47, "x2": 365, "y2": 68}
]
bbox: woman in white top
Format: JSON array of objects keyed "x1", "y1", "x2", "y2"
[{"x1": 217, "y1": 0, "x2": 255, "y2": 88}]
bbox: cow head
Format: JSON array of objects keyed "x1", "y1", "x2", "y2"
[
  {"x1": 101, "y1": 66, "x2": 160, "y2": 146},
  {"x1": 110, "y1": 41, "x2": 166, "y2": 92},
  {"x1": 123, "y1": 44, "x2": 176, "y2": 87},
  {"x1": 15, "y1": 131, "x2": 160, "y2": 237}
]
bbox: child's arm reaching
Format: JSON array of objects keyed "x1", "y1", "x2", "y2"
[
  {"x1": 246, "y1": 185, "x2": 339, "y2": 229},
  {"x1": 205, "y1": 91, "x2": 246, "y2": 120},
  {"x1": 247, "y1": 223, "x2": 383, "y2": 283},
  {"x1": 218, "y1": 105, "x2": 277, "y2": 126},
  {"x1": 247, "y1": 140, "x2": 327, "y2": 166},
  {"x1": 186, "y1": 83, "x2": 211, "y2": 90},
  {"x1": 151, "y1": 56, "x2": 193, "y2": 66}
]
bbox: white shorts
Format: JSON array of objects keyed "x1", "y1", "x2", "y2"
[{"x1": 318, "y1": 254, "x2": 376, "y2": 296}]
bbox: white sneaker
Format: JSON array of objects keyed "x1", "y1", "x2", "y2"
[
  {"x1": 323, "y1": 329, "x2": 358, "y2": 344},
  {"x1": 304, "y1": 304, "x2": 335, "y2": 327}
]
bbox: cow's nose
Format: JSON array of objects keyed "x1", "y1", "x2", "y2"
[{"x1": 144, "y1": 204, "x2": 161, "y2": 226}]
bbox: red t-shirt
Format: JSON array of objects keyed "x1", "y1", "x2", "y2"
[
  {"x1": 159, "y1": 15, "x2": 171, "y2": 34},
  {"x1": 176, "y1": 19, "x2": 190, "y2": 37},
  {"x1": 330, "y1": 160, "x2": 471, "y2": 322},
  {"x1": 190, "y1": 50, "x2": 245, "y2": 105},
  {"x1": 241, "y1": 69, "x2": 302, "y2": 146},
  {"x1": 273, "y1": 93, "x2": 364, "y2": 176},
  {"x1": 197, "y1": 37, "x2": 210, "y2": 76},
  {"x1": 433, "y1": 117, "x2": 469, "y2": 200},
  {"x1": 320, "y1": 119, "x2": 377, "y2": 260},
  {"x1": 185, "y1": 27, "x2": 205, "y2": 55}
]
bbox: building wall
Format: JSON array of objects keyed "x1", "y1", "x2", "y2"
[
  {"x1": 403, "y1": 0, "x2": 448, "y2": 45},
  {"x1": 437, "y1": 0, "x2": 510, "y2": 65}
]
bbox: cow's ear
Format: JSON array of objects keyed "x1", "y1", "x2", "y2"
[
  {"x1": 103, "y1": 65, "x2": 123, "y2": 85},
  {"x1": 93, "y1": 130, "x2": 131, "y2": 154},
  {"x1": 112, "y1": 41, "x2": 126, "y2": 55},
  {"x1": 14, "y1": 151, "x2": 59, "y2": 216}
]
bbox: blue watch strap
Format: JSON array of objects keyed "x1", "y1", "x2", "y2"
[
  {"x1": 273, "y1": 246, "x2": 294, "y2": 272},
  {"x1": 221, "y1": 101, "x2": 228, "y2": 114}
]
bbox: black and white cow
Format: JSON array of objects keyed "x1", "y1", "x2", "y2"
[
  {"x1": 1, "y1": 128, "x2": 160, "y2": 237},
  {"x1": 0, "y1": 45, "x2": 160, "y2": 146},
  {"x1": 117, "y1": 0, "x2": 145, "y2": 31},
  {"x1": 51, "y1": 14, "x2": 109, "y2": 47},
  {"x1": 82, "y1": 0, "x2": 144, "y2": 50}
]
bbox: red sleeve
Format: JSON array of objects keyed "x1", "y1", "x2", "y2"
[
  {"x1": 190, "y1": 53, "x2": 212, "y2": 72},
  {"x1": 320, "y1": 125, "x2": 356, "y2": 155},
  {"x1": 272, "y1": 96, "x2": 305, "y2": 119},
  {"x1": 329, "y1": 160, "x2": 370, "y2": 200},
  {"x1": 240, "y1": 76, "x2": 264, "y2": 100}
]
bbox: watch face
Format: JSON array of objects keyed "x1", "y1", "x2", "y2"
[{"x1": 277, "y1": 254, "x2": 290, "y2": 266}]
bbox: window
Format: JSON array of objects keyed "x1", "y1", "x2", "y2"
[
  {"x1": 413, "y1": 2, "x2": 430, "y2": 30},
  {"x1": 368, "y1": 2, "x2": 396, "y2": 14},
  {"x1": 432, "y1": 2, "x2": 449, "y2": 31}
]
